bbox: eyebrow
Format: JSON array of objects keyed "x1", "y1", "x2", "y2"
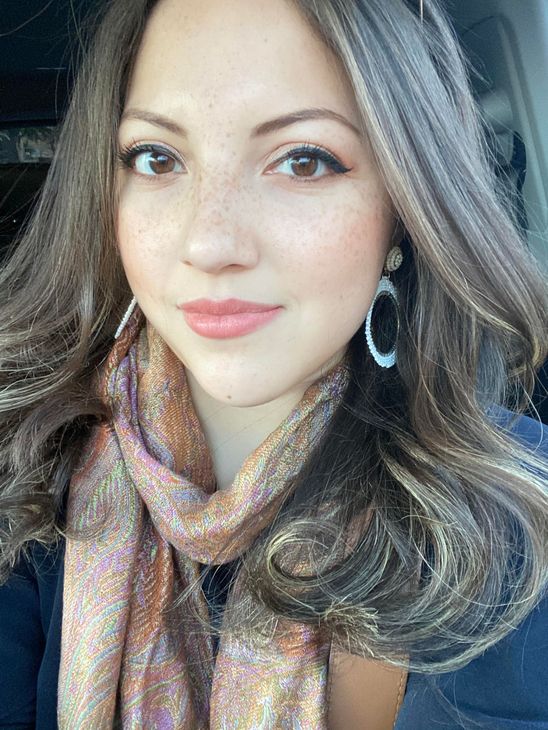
[
  {"x1": 252, "y1": 108, "x2": 362, "y2": 138},
  {"x1": 120, "y1": 107, "x2": 362, "y2": 139}
]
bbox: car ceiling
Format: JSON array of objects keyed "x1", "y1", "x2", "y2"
[{"x1": 0, "y1": 0, "x2": 99, "y2": 123}]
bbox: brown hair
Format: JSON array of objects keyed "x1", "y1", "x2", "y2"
[{"x1": 0, "y1": 0, "x2": 546, "y2": 676}]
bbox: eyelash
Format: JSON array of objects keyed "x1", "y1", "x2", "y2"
[{"x1": 116, "y1": 142, "x2": 352, "y2": 182}]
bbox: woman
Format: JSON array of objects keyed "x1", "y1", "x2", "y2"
[{"x1": 0, "y1": 0, "x2": 546, "y2": 727}]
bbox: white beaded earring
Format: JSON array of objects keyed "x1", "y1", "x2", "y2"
[
  {"x1": 365, "y1": 245, "x2": 403, "y2": 368},
  {"x1": 114, "y1": 296, "x2": 137, "y2": 339}
]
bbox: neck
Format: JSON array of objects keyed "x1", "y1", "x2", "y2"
[{"x1": 185, "y1": 369, "x2": 306, "y2": 491}]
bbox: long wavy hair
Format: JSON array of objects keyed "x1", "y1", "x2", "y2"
[{"x1": 0, "y1": 0, "x2": 547, "y2": 676}]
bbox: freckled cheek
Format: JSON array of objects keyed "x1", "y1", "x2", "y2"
[
  {"x1": 290, "y1": 208, "x2": 389, "y2": 300},
  {"x1": 116, "y1": 203, "x2": 182, "y2": 292}
]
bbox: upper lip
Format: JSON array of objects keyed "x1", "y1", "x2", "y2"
[{"x1": 179, "y1": 298, "x2": 280, "y2": 315}]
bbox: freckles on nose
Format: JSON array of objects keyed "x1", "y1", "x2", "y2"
[{"x1": 195, "y1": 164, "x2": 237, "y2": 202}]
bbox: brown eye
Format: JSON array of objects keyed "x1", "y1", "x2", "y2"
[
  {"x1": 118, "y1": 145, "x2": 184, "y2": 176},
  {"x1": 290, "y1": 155, "x2": 320, "y2": 177},
  {"x1": 134, "y1": 149, "x2": 183, "y2": 175},
  {"x1": 146, "y1": 151, "x2": 177, "y2": 174},
  {"x1": 269, "y1": 145, "x2": 351, "y2": 181}
]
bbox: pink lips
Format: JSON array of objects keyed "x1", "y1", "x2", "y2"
[{"x1": 178, "y1": 298, "x2": 282, "y2": 339}]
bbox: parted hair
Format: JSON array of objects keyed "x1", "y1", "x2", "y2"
[{"x1": 0, "y1": 0, "x2": 546, "y2": 675}]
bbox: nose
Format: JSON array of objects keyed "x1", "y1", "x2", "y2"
[{"x1": 179, "y1": 176, "x2": 259, "y2": 274}]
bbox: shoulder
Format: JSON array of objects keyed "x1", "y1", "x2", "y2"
[
  {"x1": 0, "y1": 539, "x2": 65, "y2": 727},
  {"x1": 0, "y1": 538, "x2": 65, "y2": 635},
  {"x1": 398, "y1": 589, "x2": 548, "y2": 728},
  {"x1": 397, "y1": 408, "x2": 548, "y2": 728},
  {"x1": 0, "y1": 538, "x2": 65, "y2": 728}
]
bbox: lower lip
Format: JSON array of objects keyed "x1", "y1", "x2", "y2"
[{"x1": 182, "y1": 308, "x2": 282, "y2": 339}]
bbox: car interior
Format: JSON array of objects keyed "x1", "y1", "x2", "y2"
[{"x1": 0, "y1": 0, "x2": 546, "y2": 422}]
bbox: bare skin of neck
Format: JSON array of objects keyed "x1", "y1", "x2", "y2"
[{"x1": 185, "y1": 368, "x2": 305, "y2": 491}]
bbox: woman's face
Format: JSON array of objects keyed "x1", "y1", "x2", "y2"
[{"x1": 117, "y1": 0, "x2": 397, "y2": 408}]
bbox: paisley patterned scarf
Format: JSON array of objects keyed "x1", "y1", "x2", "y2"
[{"x1": 58, "y1": 307, "x2": 351, "y2": 728}]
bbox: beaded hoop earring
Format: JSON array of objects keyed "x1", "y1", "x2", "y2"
[{"x1": 365, "y1": 246, "x2": 403, "y2": 368}]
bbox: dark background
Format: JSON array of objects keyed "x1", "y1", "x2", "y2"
[{"x1": 0, "y1": 1, "x2": 96, "y2": 246}]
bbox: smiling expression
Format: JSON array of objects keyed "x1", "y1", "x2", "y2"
[{"x1": 116, "y1": 0, "x2": 398, "y2": 408}]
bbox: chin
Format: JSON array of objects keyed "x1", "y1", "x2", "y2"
[{"x1": 199, "y1": 378, "x2": 291, "y2": 408}]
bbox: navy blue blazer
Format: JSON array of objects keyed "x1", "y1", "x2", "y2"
[{"x1": 1, "y1": 410, "x2": 547, "y2": 729}]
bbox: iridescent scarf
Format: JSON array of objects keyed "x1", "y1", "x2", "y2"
[{"x1": 58, "y1": 307, "x2": 351, "y2": 728}]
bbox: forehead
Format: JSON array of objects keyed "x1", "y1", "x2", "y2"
[{"x1": 125, "y1": 0, "x2": 361, "y2": 130}]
